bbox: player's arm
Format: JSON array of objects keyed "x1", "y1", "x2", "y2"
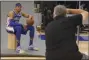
[
  {"x1": 21, "y1": 12, "x2": 34, "y2": 21},
  {"x1": 66, "y1": 9, "x2": 88, "y2": 21},
  {"x1": 21, "y1": 12, "x2": 32, "y2": 19},
  {"x1": 7, "y1": 11, "x2": 22, "y2": 26},
  {"x1": 21, "y1": 12, "x2": 29, "y2": 18},
  {"x1": 8, "y1": 11, "x2": 14, "y2": 19}
]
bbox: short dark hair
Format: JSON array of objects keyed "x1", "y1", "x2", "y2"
[{"x1": 15, "y1": 3, "x2": 22, "y2": 7}]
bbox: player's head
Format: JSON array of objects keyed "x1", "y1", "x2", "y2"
[
  {"x1": 53, "y1": 5, "x2": 66, "y2": 18},
  {"x1": 15, "y1": 3, "x2": 22, "y2": 12}
]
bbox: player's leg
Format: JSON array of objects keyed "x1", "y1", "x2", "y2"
[
  {"x1": 14, "y1": 26, "x2": 26, "y2": 53},
  {"x1": 21, "y1": 25, "x2": 28, "y2": 35},
  {"x1": 14, "y1": 26, "x2": 22, "y2": 52},
  {"x1": 27, "y1": 25, "x2": 39, "y2": 51},
  {"x1": 6, "y1": 25, "x2": 25, "y2": 53}
]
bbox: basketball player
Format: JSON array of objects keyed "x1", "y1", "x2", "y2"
[{"x1": 6, "y1": 3, "x2": 38, "y2": 53}]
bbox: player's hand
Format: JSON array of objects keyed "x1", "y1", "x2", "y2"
[
  {"x1": 28, "y1": 15, "x2": 34, "y2": 21},
  {"x1": 23, "y1": 24, "x2": 27, "y2": 30}
]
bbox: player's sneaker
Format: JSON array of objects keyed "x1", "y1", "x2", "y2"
[
  {"x1": 16, "y1": 46, "x2": 26, "y2": 54},
  {"x1": 28, "y1": 45, "x2": 39, "y2": 51}
]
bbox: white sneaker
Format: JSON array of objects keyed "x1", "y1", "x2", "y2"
[
  {"x1": 19, "y1": 49, "x2": 26, "y2": 54},
  {"x1": 28, "y1": 45, "x2": 39, "y2": 51},
  {"x1": 16, "y1": 46, "x2": 26, "y2": 54}
]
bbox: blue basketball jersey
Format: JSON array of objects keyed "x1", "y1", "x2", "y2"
[
  {"x1": 13, "y1": 11, "x2": 22, "y2": 22},
  {"x1": 6, "y1": 11, "x2": 22, "y2": 27},
  {"x1": 6, "y1": 11, "x2": 22, "y2": 32}
]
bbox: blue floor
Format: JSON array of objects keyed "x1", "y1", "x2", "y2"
[{"x1": 39, "y1": 35, "x2": 89, "y2": 41}]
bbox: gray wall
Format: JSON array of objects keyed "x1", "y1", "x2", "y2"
[{"x1": 1, "y1": 1, "x2": 39, "y2": 51}]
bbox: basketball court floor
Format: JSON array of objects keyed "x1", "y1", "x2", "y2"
[
  {"x1": 1, "y1": 31, "x2": 46, "y2": 56},
  {"x1": 1, "y1": 30, "x2": 89, "y2": 57}
]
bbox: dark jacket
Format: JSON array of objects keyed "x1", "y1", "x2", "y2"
[{"x1": 45, "y1": 14, "x2": 83, "y2": 60}]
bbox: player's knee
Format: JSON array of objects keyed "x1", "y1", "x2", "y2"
[
  {"x1": 15, "y1": 26, "x2": 22, "y2": 31},
  {"x1": 28, "y1": 26, "x2": 34, "y2": 31},
  {"x1": 31, "y1": 26, "x2": 34, "y2": 31}
]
